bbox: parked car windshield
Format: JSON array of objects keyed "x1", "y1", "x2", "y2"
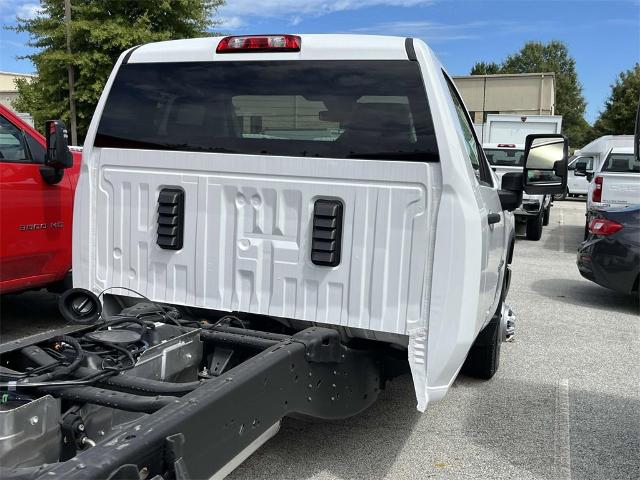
[
  {"x1": 483, "y1": 148, "x2": 525, "y2": 167},
  {"x1": 601, "y1": 153, "x2": 639, "y2": 173},
  {"x1": 95, "y1": 60, "x2": 438, "y2": 161}
]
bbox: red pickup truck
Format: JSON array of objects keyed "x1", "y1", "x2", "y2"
[{"x1": 0, "y1": 104, "x2": 81, "y2": 294}]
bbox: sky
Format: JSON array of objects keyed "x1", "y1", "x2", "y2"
[{"x1": 0, "y1": 0, "x2": 638, "y2": 123}]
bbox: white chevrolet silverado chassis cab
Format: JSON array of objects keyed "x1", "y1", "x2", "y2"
[
  {"x1": 75, "y1": 33, "x2": 569, "y2": 410},
  {"x1": 0, "y1": 35, "x2": 565, "y2": 479}
]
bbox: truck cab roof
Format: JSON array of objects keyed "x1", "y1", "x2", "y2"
[
  {"x1": 610, "y1": 147, "x2": 634, "y2": 154},
  {"x1": 578, "y1": 135, "x2": 634, "y2": 155},
  {"x1": 127, "y1": 34, "x2": 418, "y2": 64}
]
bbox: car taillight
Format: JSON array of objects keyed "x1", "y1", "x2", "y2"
[
  {"x1": 216, "y1": 35, "x2": 301, "y2": 53},
  {"x1": 588, "y1": 218, "x2": 623, "y2": 236},
  {"x1": 592, "y1": 176, "x2": 603, "y2": 203}
]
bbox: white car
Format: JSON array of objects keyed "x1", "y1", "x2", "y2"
[
  {"x1": 0, "y1": 35, "x2": 568, "y2": 479},
  {"x1": 484, "y1": 143, "x2": 552, "y2": 240}
]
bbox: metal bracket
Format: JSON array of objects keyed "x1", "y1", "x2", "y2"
[
  {"x1": 207, "y1": 347, "x2": 234, "y2": 376},
  {"x1": 291, "y1": 327, "x2": 343, "y2": 363},
  {"x1": 60, "y1": 411, "x2": 87, "y2": 461}
]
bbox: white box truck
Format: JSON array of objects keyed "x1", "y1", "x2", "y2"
[
  {"x1": 483, "y1": 114, "x2": 563, "y2": 240},
  {"x1": 0, "y1": 35, "x2": 567, "y2": 480}
]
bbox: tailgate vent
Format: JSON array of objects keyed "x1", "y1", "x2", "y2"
[
  {"x1": 311, "y1": 199, "x2": 343, "y2": 267},
  {"x1": 156, "y1": 188, "x2": 184, "y2": 250}
]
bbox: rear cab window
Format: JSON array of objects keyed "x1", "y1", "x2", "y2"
[
  {"x1": 601, "y1": 153, "x2": 638, "y2": 173},
  {"x1": 96, "y1": 61, "x2": 439, "y2": 162},
  {"x1": 484, "y1": 148, "x2": 525, "y2": 167},
  {"x1": 441, "y1": 72, "x2": 493, "y2": 186}
]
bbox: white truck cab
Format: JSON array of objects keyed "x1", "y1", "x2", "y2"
[
  {"x1": 574, "y1": 136, "x2": 636, "y2": 238},
  {"x1": 584, "y1": 146, "x2": 639, "y2": 236},
  {"x1": 73, "y1": 35, "x2": 567, "y2": 416},
  {"x1": 565, "y1": 154, "x2": 593, "y2": 197},
  {"x1": 570, "y1": 135, "x2": 634, "y2": 198}
]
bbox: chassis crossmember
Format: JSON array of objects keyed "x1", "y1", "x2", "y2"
[{"x1": 1, "y1": 326, "x2": 384, "y2": 480}]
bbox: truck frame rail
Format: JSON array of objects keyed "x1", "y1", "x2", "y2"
[{"x1": 1, "y1": 326, "x2": 385, "y2": 480}]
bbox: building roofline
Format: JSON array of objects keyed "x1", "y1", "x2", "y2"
[
  {"x1": 452, "y1": 72, "x2": 556, "y2": 79},
  {"x1": 0, "y1": 71, "x2": 36, "y2": 77}
]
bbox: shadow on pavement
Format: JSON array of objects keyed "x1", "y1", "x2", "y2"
[
  {"x1": 230, "y1": 374, "x2": 421, "y2": 479},
  {"x1": 542, "y1": 223, "x2": 585, "y2": 251},
  {"x1": 530, "y1": 278, "x2": 639, "y2": 315},
  {"x1": 0, "y1": 290, "x2": 67, "y2": 343}
]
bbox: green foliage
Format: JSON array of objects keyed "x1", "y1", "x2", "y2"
[
  {"x1": 469, "y1": 61, "x2": 500, "y2": 75},
  {"x1": 593, "y1": 63, "x2": 640, "y2": 136},
  {"x1": 9, "y1": 0, "x2": 224, "y2": 142},
  {"x1": 470, "y1": 41, "x2": 593, "y2": 147}
]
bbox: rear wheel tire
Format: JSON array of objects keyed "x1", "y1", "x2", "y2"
[
  {"x1": 462, "y1": 315, "x2": 501, "y2": 380},
  {"x1": 526, "y1": 213, "x2": 543, "y2": 241},
  {"x1": 462, "y1": 270, "x2": 509, "y2": 380},
  {"x1": 542, "y1": 206, "x2": 551, "y2": 226}
]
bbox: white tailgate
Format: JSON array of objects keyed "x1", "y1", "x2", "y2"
[
  {"x1": 601, "y1": 173, "x2": 640, "y2": 207},
  {"x1": 87, "y1": 149, "x2": 439, "y2": 336}
]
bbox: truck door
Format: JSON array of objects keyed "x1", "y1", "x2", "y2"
[
  {"x1": 0, "y1": 114, "x2": 73, "y2": 292},
  {"x1": 569, "y1": 155, "x2": 594, "y2": 194},
  {"x1": 445, "y1": 77, "x2": 505, "y2": 324}
]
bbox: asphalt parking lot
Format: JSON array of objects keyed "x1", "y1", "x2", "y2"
[{"x1": 1, "y1": 199, "x2": 638, "y2": 480}]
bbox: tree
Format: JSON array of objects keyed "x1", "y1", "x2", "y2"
[
  {"x1": 10, "y1": 0, "x2": 224, "y2": 143},
  {"x1": 470, "y1": 61, "x2": 501, "y2": 75},
  {"x1": 593, "y1": 63, "x2": 640, "y2": 136},
  {"x1": 470, "y1": 41, "x2": 592, "y2": 147}
]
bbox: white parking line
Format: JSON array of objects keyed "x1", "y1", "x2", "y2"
[
  {"x1": 559, "y1": 209, "x2": 565, "y2": 253},
  {"x1": 554, "y1": 378, "x2": 572, "y2": 480}
]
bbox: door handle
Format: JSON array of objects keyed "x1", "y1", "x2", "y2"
[{"x1": 487, "y1": 212, "x2": 501, "y2": 225}]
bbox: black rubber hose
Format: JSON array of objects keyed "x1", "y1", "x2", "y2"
[
  {"x1": 53, "y1": 336, "x2": 84, "y2": 375},
  {"x1": 39, "y1": 385, "x2": 178, "y2": 413},
  {"x1": 96, "y1": 317, "x2": 152, "y2": 333},
  {"x1": 84, "y1": 338, "x2": 136, "y2": 369},
  {"x1": 0, "y1": 371, "x2": 114, "y2": 388},
  {"x1": 97, "y1": 373, "x2": 203, "y2": 395},
  {"x1": 200, "y1": 330, "x2": 282, "y2": 350},
  {"x1": 206, "y1": 324, "x2": 291, "y2": 341},
  {"x1": 69, "y1": 366, "x2": 204, "y2": 395},
  {"x1": 16, "y1": 345, "x2": 202, "y2": 395},
  {"x1": 17, "y1": 336, "x2": 83, "y2": 383}
]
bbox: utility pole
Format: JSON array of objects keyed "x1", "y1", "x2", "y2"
[{"x1": 64, "y1": 0, "x2": 77, "y2": 145}]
